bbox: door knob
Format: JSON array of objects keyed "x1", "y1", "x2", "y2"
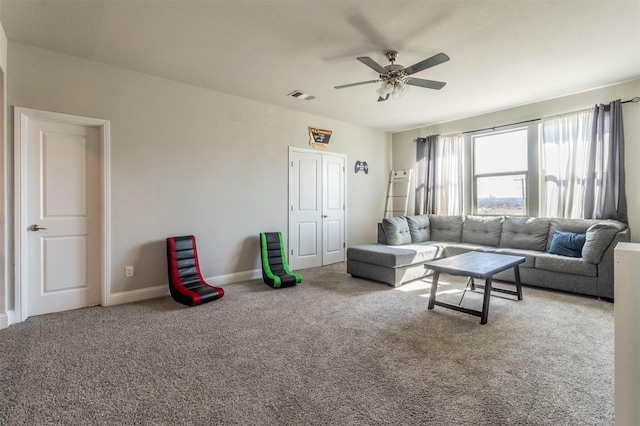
[{"x1": 29, "y1": 224, "x2": 47, "y2": 231}]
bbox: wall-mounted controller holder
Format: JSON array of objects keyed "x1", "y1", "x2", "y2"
[{"x1": 355, "y1": 161, "x2": 368, "y2": 174}]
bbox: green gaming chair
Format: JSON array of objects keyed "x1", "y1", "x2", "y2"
[{"x1": 260, "y1": 232, "x2": 302, "y2": 288}]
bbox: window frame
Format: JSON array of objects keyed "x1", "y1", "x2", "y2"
[{"x1": 471, "y1": 126, "x2": 538, "y2": 217}]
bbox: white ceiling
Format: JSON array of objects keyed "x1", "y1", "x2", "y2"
[{"x1": 1, "y1": 0, "x2": 639, "y2": 132}]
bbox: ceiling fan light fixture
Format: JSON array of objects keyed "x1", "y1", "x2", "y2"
[
  {"x1": 376, "y1": 81, "x2": 394, "y2": 97},
  {"x1": 391, "y1": 80, "x2": 407, "y2": 99},
  {"x1": 377, "y1": 79, "x2": 407, "y2": 100}
]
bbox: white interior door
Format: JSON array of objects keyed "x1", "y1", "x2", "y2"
[
  {"x1": 322, "y1": 155, "x2": 345, "y2": 265},
  {"x1": 22, "y1": 113, "x2": 101, "y2": 318},
  {"x1": 289, "y1": 148, "x2": 346, "y2": 269},
  {"x1": 290, "y1": 151, "x2": 323, "y2": 269}
]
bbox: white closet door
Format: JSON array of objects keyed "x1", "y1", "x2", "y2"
[
  {"x1": 322, "y1": 155, "x2": 345, "y2": 265},
  {"x1": 289, "y1": 148, "x2": 346, "y2": 269}
]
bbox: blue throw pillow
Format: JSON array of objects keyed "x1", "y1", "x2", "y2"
[{"x1": 548, "y1": 231, "x2": 587, "y2": 258}]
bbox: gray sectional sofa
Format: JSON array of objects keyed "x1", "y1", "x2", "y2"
[{"x1": 346, "y1": 215, "x2": 630, "y2": 300}]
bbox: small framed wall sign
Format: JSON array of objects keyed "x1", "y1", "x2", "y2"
[{"x1": 309, "y1": 127, "x2": 332, "y2": 150}]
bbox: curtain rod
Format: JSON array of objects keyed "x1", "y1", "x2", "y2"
[
  {"x1": 460, "y1": 118, "x2": 540, "y2": 135},
  {"x1": 462, "y1": 97, "x2": 639, "y2": 135},
  {"x1": 414, "y1": 96, "x2": 640, "y2": 140}
]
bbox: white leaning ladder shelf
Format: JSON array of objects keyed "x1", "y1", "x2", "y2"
[{"x1": 383, "y1": 169, "x2": 412, "y2": 219}]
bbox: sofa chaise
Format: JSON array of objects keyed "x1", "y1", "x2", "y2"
[{"x1": 346, "y1": 215, "x2": 629, "y2": 300}]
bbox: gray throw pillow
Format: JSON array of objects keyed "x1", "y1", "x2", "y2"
[
  {"x1": 581, "y1": 220, "x2": 626, "y2": 264},
  {"x1": 381, "y1": 216, "x2": 412, "y2": 246},
  {"x1": 406, "y1": 215, "x2": 430, "y2": 243}
]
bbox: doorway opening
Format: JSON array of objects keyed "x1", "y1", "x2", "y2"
[{"x1": 14, "y1": 107, "x2": 111, "y2": 322}]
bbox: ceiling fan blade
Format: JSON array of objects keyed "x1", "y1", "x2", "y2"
[
  {"x1": 377, "y1": 94, "x2": 390, "y2": 102},
  {"x1": 348, "y1": 14, "x2": 391, "y2": 51},
  {"x1": 406, "y1": 78, "x2": 447, "y2": 90},
  {"x1": 334, "y1": 79, "x2": 380, "y2": 89},
  {"x1": 357, "y1": 57, "x2": 389, "y2": 75},
  {"x1": 404, "y1": 53, "x2": 450, "y2": 75}
]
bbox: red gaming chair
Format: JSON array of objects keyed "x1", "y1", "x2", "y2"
[{"x1": 166, "y1": 235, "x2": 224, "y2": 306}]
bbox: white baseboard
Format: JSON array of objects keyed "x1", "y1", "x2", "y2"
[
  {"x1": 107, "y1": 269, "x2": 262, "y2": 306},
  {"x1": 0, "y1": 312, "x2": 8, "y2": 329},
  {"x1": 108, "y1": 285, "x2": 168, "y2": 306},
  {"x1": 204, "y1": 269, "x2": 262, "y2": 286}
]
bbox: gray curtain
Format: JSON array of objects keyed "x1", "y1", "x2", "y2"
[
  {"x1": 584, "y1": 99, "x2": 628, "y2": 223},
  {"x1": 415, "y1": 135, "x2": 438, "y2": 215}
]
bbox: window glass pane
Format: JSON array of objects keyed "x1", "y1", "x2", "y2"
[
  {"x1": 474, "y1": 130, "x2": 528, "y2": 174},
  {"x1": 477, "y1": 174, "x2": 526, "y2": 215}
]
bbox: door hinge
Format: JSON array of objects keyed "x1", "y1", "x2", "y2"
[
  {"x1": 291, "y1": 161, "x2": 294, "y2": 167},
  {"x1": 343, "y1": 242, "x2": 346, "y2": 248},
  {"x1": 291, "y1": 205, "x2": 293, "y2": 211},
  {"x1": 291, "y1": 249, "x2": 293, "y2": 255}
]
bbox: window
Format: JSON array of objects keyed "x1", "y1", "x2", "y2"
[{"x1": 473, "y1": 129, "x2": 528, "y2": 216}]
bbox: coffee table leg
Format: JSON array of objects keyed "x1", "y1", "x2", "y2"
[
  {"x1": 480, "y1": 277, "x2": 492, "y2": 324},
  {"x1": 428, "y1": 271, "x2": 440, "y2": 309},
  {"x1": 514, "y1": 265, "x2": 523, "y2": 300}
]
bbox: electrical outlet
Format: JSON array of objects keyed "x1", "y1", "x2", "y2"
[{"x1": 125, "y1": 265, "x2": 134, "y2": 278}]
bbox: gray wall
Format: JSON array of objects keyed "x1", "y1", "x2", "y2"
[
  {"x1": 5, "y1": 42, "x2": 391, "y2": 308},
  {"x1": 393, "y1": 79, "x2": 640, "y2": 242}
]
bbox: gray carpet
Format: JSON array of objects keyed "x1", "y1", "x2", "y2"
[{"x1": 0, "y1": 262, "x2": 613, "y2": 425}]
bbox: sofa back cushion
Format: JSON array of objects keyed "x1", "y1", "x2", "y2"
[
  {"x1": 462, "y1": 215, "x2": 503, "y2": 247},
  {"x1": 581, "y1": 220, "x2": 627, "y2": 264},
  {"x1": 406, "y1": 215, "x2": 430, "y2": 243},
  {"x1": 500, "y1": 217, "x2": 550, "y2": 251},
  {"x1": 381, "y1": 216, "x2": 412, "y2": 246},
  {"x1": 428, "y1": 215, "x2": 463, "y2": 242},
  {"x1": 377, "y1": 223, "x2": 387, "y2": 244}
]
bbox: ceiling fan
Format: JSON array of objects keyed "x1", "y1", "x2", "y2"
[{"x1": 335, "y1": 51, "x2": 450, "y2": 102}]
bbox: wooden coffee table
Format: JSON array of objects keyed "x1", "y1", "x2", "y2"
[{"x1": 424, "y1": 251, "x2": 525, "y2": 324}]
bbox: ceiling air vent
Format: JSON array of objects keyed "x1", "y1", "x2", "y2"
[{"x1": 287, "y1": 90, "x2": 315, "y2": 101}]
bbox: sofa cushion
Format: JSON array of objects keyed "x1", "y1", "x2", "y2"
[
  {"x1": 381, "y1": 216, "x2": 412, "y2": 246},
  {"x1": 346, "y1": 243, "x2": 443, "y2": 268},
  {"x1": 406, "y1": 215, "x2": 430, "y2": 243},
  {"x1": 462, "y1": 215, "x2": 503, "y2": 247},
  {"x1": 500, "y1": 217, "x2": 550, "y2": 251},
  {"x1": 494, "y1": 248, "x2": 538, "y2": 268},
  {"x1": 548, "y1": 231, "x2": 586, "y2": 258},
  {"x1": 429, "y1": 215, "x2": 463, "y2": 242},
  {"x1": 581, "y1": 220, "x2": 627, "y2": 264},
  {"x1": 535, "y1": 253, "x2": 597, "y2": 277},
  {"x1": 439, "y1": 242, "x2": 494, "y2": 257}
]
